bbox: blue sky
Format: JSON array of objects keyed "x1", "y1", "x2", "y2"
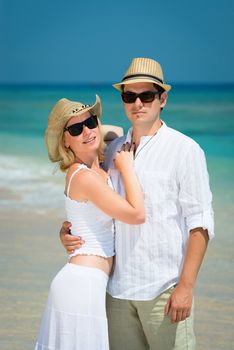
[{"x1": 1, "y1": 0, "x2": 234, "y2": 84}]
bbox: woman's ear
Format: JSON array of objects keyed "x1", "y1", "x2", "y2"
[{"x1": 63, "y1": 133, "x2": 70, "y2": 149}]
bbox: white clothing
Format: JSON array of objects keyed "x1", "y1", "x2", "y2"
[
  {"x1": 35, "y1": 164, "x2": 115, "y2": 349},
  {"x1": 35, "y1": 263, "x2": 109, "y2": 350},
  {"x1": 66, "y1": 164, "x2": 115, "y2": 259},
  {"x1": 103, "y1": 121, "x2": 214, "y2": 300}
]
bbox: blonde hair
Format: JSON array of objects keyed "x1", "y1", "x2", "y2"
[{"x1": 58, "y1": 120, "x2": 105, "y2": 172}]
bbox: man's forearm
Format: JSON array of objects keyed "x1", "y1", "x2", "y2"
[{"x1": 178, "y1": 228, "x2": 209, "y2": 288}]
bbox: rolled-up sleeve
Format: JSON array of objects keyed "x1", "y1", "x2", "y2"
[{"x1": 178, "y1": 142, "x2": 214, "y2": 239}]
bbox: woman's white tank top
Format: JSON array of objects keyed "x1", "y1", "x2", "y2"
[{"x1": 65, "y1": 164, "x2": 115, "y2": 258}]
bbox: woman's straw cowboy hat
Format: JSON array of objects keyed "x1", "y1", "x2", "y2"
[
  {"x1": 45, "y1": 95, "x2": 101, "y2": 162},
  {"x1": 113, "y1": 57, "x2": 171, "y2": 92}
]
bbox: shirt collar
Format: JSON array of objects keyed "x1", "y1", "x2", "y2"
[{"x1": 125, "y1": 120, "x2": 167, "y2": 144}]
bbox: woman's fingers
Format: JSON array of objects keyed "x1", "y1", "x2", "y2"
[
  {"x1": 119, "y1": 142, "x2": 132, "y2": 152},
  {"x1": 130, "y1": 142, "x2": 135, "y2": 152}
]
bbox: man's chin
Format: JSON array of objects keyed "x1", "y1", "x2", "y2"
[{"x1": 132, "y1": 112, "x2": 146, "y2": 119}]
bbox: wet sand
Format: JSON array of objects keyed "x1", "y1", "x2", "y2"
[{"x1": 0, "y1": 207, "x2": 233, "y2": 350}]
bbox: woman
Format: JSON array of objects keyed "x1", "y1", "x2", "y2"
[{"x1": 35, "y1": 95, "x2": 145, "y2": 350}]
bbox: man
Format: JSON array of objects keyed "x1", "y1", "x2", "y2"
[{"x1": 60, "y1": 57, "x2": 214, "y2": 349}]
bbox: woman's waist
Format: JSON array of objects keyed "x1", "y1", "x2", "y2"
[
  {"x1": 70, "y1": 244, "x2": 115, "y2": 259},
  {"x1": 69, "y1": 254, "x2": 113, "y2": 276}
]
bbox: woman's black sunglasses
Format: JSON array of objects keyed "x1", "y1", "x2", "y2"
[
  {"x1": 64, "y1": 115, "x2": 98, "y2": 136},
  {"x1": 121, "y1": 91, "x2": 161, "y2": 104}
]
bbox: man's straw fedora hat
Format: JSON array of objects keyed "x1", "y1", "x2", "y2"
[
  {"x1": 113, "y1": 57, "x2": 171, "y2": 92},
  {"x1": 45, "y1": 95, "x2": 101, "y2": 162}
]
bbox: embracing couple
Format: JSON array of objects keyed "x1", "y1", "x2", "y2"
[{"x1": 35, "y1": 57, "x2": 214, "y2": 350}]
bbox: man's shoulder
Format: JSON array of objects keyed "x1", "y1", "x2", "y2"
[
  {"x1": 103, "y1": 136, "x2": 126, "y2": 171},
  {"x1": 165, "y1": 125, "x2": 199, "y2": 148},
  {"x1": 109, "y1": 135, "x2": 126, "y2": 146},
  {"x1": 106, "y1": 135, "x2": 126, "y2": 152}
]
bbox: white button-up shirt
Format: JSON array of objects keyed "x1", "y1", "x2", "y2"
[{"x1": 104, "y1": 122, "x2": 214, "y2": 301}]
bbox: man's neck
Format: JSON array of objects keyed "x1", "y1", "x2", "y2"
[{"x1": 132, "y1": 119, "x2": 162, "y2": 146}]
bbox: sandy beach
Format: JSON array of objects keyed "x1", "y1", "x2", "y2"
[
  {"x1": 0, "y1": 198, "x2": 233, "y2": 350},
  {"x1": 0, "y1": 208, "x2": 66, "y2": 350}
]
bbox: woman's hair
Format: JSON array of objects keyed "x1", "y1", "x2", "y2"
[{"x1": 57, "y1": 119, "x2": 105, "y2": 172}]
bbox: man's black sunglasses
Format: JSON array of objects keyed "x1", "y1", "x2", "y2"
[
  {"x1": 121, "y1": 91, "x2": 161, "y2": 104},
  {"x1": 64, "y1": 115, "x2": 98, "y2": 136}
]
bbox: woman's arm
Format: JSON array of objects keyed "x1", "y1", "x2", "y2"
[{"x1": 68, "y1": 143, "x2": 145, "y2": 225}]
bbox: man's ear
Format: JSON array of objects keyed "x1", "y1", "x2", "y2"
[{"x1": 160, "y1": 91, "x2": 168, "y2": 108}]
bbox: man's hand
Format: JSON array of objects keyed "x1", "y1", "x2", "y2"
[
  {"x1": 164, "y1": 228, "x2": 208, "y2": 323},
  {"x1": 164, "y1": 284, "x2": 193, "y2": 323},
  {"x1": 59, "y1": 221, "x2": 85, "y2": 254}
]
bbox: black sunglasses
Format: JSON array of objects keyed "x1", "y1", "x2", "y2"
[
  {"x1": 121, "y1": 91, "x2": 161, "y2": 104},
  {"x1": 64, "y1": 115, "x2": 98, "y2": 136}
]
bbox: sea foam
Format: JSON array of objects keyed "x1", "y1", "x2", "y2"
[{"x1": 0, "y1": 154, "x2": 65, "y2": 214}]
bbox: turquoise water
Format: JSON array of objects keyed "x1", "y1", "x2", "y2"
[
  {"x1": 1, "y1": 84, "x2": 233, "y2": 154},
  {"x1": 0, "y1": 84, "x2": 233, "y2": 213},
  {"x1": 0, "y1": 85, "x2": 234, "y2": 349}
]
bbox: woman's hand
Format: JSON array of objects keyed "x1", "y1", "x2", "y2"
[{"x1": 114, "y1": 142, "x2": 135, "y2": 173}]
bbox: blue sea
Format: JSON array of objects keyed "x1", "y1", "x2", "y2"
[
  {"x1": 0, "y1": 84, "x2": 234, "y2": 349},
  {"x1": 0, "y1": 84, "x2": 233, "y2": 214}
]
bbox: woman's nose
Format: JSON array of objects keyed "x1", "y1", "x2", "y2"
[{"x1": 82, "y1": 125, "x2": 91, "y2": 135}]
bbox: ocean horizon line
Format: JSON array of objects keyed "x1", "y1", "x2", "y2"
[{"x1": 0, "y1": 82, "x2": 234, "y2": 90}]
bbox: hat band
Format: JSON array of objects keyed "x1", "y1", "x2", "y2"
[{"x1": 122, "y1": 73, "x2": 164, "y2": 84}]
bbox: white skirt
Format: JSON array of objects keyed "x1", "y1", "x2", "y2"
[{"x1": 35, "y1": 263, "x2": 109, "y2": 350}]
